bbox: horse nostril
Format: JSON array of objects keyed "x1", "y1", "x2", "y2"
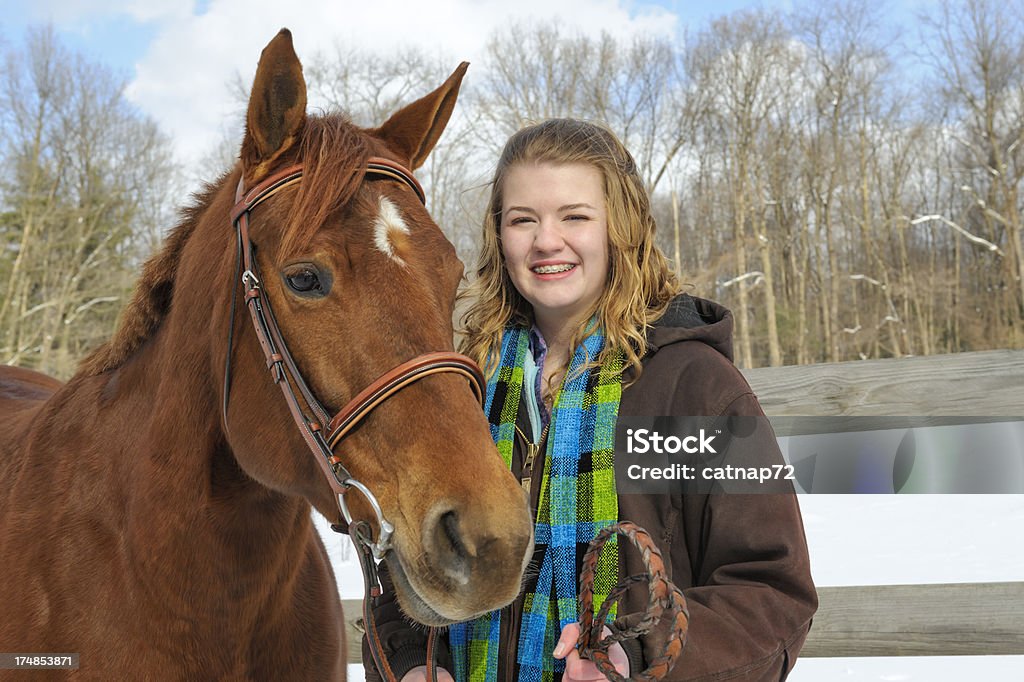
[
  {"x1": 435, "y1": 509, "x2": 471, "y2": 585},
  {"x1": 441, "y1": 511, "x2": 468, "y2": 559}
]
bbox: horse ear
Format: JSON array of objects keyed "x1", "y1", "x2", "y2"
[
  {"x1": 242, "y1": 29, "x2": 307, "y2": 174},
  {"x1": 375, "y1": 62, "x2": 469, "y2": 170}
]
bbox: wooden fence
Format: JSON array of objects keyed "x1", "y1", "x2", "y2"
[
  {"x1": 741, "y1": 348, "x2": 1024, "y2": 658},
  {"x1": 340, "y1": 349, "x2": 1024, "y2": 662},
  {"x1": 741, "y1": 348, "x2": 1024, "y2": 418}
]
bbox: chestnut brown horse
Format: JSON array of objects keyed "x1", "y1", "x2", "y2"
[{"x1": 0, "y1": 30, "x2": 533, "y2": 680}]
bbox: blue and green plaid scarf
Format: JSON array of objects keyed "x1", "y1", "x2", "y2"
[{"x1": 449, "y1": 325, "x2": 623, "y2": 682}]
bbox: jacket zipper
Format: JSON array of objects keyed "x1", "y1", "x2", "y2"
[{"x1": 518, "y1": 421, "x2": 549, "y2": 496}]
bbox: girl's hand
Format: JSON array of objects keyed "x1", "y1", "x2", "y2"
[
  {"x1": 400, "y1": 665, "x2": 455, "y2": 682},
  {"x1": 553, "y1": 622, "x2": 630, "y2": 682}
]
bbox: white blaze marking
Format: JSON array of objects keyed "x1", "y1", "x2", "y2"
[{"x1": 373, "y1": 196, "x2": 409, "y2": 265}]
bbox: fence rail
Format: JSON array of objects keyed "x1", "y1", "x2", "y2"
[
  {"x1": 340, "y1": 350, "x2": 1024, "y2": 663},
  {"x1": 339, "y1": 581, "x2": 1024, "y2": 662},
  {"x1": 804, "y1": 581, "x2": 1024, "y2": 657},
  {"x1": 741, "y1": 349, "x2": 1024, "y2": 417}
]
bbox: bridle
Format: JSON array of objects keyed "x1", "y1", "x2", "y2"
[
  {"x1": 222, "y1": 156, "x2": 485, "y2": 561},
  {"x1": 222, "y1": 153, "x2": 466, "y2": 679},
  {"x1": 223, "y1": 156, "x2": 469, "y2": 682}
]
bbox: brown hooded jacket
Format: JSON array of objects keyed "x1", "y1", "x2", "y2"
[{"x1": 364, "y1": 294, "x2": 817, "y2": 682}]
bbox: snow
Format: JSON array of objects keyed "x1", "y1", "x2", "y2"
[{"x1": 316, "y1": 495, "x2": 1024, "y2": 680}]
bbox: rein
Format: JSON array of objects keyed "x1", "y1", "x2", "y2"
[
  {"x1": 577, "y1": 522, "x2": 689, "y2": 682},
  {"x1": 223, "y1": 157, "x2": 475, "y2": 682}
]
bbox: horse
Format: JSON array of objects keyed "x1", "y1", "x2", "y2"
[{"x1": 0, "y1": 29, "x2": 533, "y2": 680}]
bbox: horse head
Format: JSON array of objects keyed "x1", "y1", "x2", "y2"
[{"x1": 219, "y1": 30, "x2": 532, "y2": 625}]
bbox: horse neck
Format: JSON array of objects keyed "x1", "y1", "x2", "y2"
[{"x1": 50, "y1": 189, "x2": 315, "y2": 616}]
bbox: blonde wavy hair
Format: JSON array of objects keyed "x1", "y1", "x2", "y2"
[{"x1": 459, "y1": 118, "x2": 680, "y2": 382}]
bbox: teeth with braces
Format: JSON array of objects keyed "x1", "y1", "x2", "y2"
[{"x1": 532, "y1": 264, "x2": 575, "y2": 274}]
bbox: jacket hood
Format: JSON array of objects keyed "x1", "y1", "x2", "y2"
[{"x1": 647, "y1": 294, "x2": 734, "y2": 362}]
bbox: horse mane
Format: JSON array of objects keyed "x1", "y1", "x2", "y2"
[{"x1": 78, "y1": 113, "x2": 370, "y2": 377}]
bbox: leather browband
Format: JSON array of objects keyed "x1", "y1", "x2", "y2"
[
  {"x1": 366, "y1": 159, "x2": 426, "y2": 204},
  {"x1": 230, "y1": 155, "x2": 425, "y2": 225}
]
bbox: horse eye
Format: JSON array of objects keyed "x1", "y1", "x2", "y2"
[{"x1": 284, "y1": 267, "x2": 323, "y2": 296}]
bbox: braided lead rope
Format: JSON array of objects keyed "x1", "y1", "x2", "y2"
[{"x1": 577, "y1": 522, "x2": 690, "y2": 682}]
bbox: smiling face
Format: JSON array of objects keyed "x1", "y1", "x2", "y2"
[{"x1": 500, "y1": 161, "x2": 610, "y2": 336}]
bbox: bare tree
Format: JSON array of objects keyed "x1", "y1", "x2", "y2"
[
  {"x1": 0, "y1": 26, "x2": 176, "y2": 377},
  {"x1": 684, "y1": 10, "x2": 797, "y2": 367},
  {"x1": 477, "y1": 23, "x2": 689, "y2": 194},
  {"x1": 8, "y1": 5, "x2": 1024, "y2": 376},
  {"x1": 920, "y1": 0, "x2": 1024, "y2": 347},
  {"x1": 305, "y1": 43, "x2": 485, "y2": 265},
  {"x1": 791, "y1": 0, "x2": 912, "y2": 360}
]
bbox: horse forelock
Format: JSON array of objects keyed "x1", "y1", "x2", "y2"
[{"x1": 279, "y1": 113, "x2": 370, "y2": 258}]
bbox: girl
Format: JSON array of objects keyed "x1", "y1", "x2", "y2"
[{"x1": 365, "y1": 119, "x2": 817, "y2": 682}]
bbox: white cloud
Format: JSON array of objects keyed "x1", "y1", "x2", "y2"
[
  {"x1": 120, "y1": 0, "x2": 679, "y2": 167},
  {"x1": 25, "y1": 0, "x2": 187, "y2": 24}
]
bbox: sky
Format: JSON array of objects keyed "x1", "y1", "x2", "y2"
[
  {"x1": 0, "y1": 0, "x2": 934, "y2": 168},
  {"x1": 0, "y1": 0, "x2": 690, "y2": 166},
  {"x1": 2, "y1": 1, "x2": 1020, "y2": 679}
]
